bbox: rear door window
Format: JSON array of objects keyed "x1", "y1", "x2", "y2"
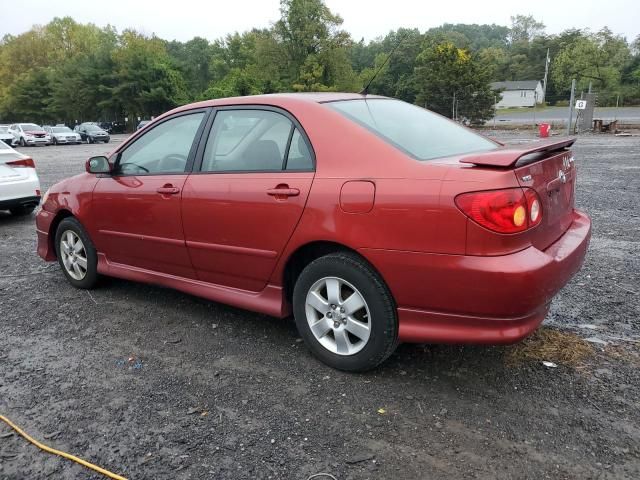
[{"x1": 202, "y1": 110, "x2": 292, "y2": 172}]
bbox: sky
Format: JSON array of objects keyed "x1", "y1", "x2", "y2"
[{"x1": 1, "y1": 0, "x2": 638, "y2": 42}]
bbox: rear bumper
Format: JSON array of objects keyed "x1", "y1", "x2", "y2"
[
  {"x1": 0, "y1": 195, "x2": 40, "y2": 211},
  {"x1": 361, "y1": 209, "x2": 591, "y2": 344}
]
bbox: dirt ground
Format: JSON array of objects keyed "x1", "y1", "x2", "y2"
[{"x1": 1, "y1": 132, "x2": 639, "y2": 480}]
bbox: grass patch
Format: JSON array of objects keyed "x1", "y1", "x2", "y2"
[{"x1": 504, "y1": 327, "x2": 595, "y2": 367}]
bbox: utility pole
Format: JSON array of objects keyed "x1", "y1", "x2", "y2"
[
  {"x1": 452, "y1": 91, "x2": 456, "y2": 120},
  {"x1": 542, "y1": 48, "x2": 550, "y2": 104},
  {"x1": 493, "y1": 95, "x2": 497, "y2": 128},
  {"x1": 567, "y1": 78, "x2": 576, "y2": 135}
]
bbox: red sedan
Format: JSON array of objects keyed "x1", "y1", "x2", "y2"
[{"x1": 36, "y1": 93, "x2": 591, "y2": 371}]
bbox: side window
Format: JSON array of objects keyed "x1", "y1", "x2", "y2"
[
  {"x1": 286, "y1": 128, "x2": 313, "y2": 170},
  {"x1": 116, "y1": 112, "x2": 205, "y2": 175},
  {"x1": 201, "y1": 110, "x2": 292, "y2": 172}
]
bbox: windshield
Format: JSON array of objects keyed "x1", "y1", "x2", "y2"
[
  {"x1": 52, "y1": 127, "x2": 72, "y2": 133},
  {"x1": 327, "y1": 99, "x2": 498, "y2": 161},
  {"x1": 85, "y1": 125, "x2": 102, "y2": 132},
  {"x1": 20, "y1": 123, "x2": 42, "y2": 131}
]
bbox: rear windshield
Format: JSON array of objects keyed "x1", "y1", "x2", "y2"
[{"x1": 327, "y1": 99, "x2": 497, "y2": 161}]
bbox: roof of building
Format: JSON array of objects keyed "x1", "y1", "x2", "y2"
[{"x1": 490, "y1": 80, "x2": 541, "y2": 91}]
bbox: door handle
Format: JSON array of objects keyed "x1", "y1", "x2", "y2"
[
  {"x1": 157, "y1": 185, "x2": 180, "y2": 195},
  {"x1": 267, "y1": 185, "x2": 300, "y2": 198}
]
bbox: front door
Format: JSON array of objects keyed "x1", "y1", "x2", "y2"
[
  {"x1": 91, "y1": 110, "x2": 207, "y2": 279},
  {"x1": 182, "y1": 108, "x2": 315, "y2": 291}
]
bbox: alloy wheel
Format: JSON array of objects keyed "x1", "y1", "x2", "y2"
[
  {"x1": 59, "y1": 230, "x2": 88, "y2": 280},
  {"x1": 305, "y1": 276, "x2": 371, "y2": 355}
]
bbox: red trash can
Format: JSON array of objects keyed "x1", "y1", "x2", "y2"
[{"x1": 539, "y1": 123, "x2": 550, "y2": 138}]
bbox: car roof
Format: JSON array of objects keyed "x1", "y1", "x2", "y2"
[
  {"x1": 164, "y1": 92, "x2": 387, "y2": 119},
  {"x1": 220, "y1": 92, "x2": 383, "y2": 104}
]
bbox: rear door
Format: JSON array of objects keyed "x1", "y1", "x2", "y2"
[
  {"x1": 181, "y1": 107, "x2": 315, "y2": 292},
  {"x1": 91, "y1": 109, "x2": 208, "y2": 279}
]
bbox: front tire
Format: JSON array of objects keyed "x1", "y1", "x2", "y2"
[
  {"x1": 293, "y1": 252, "x2": 398, "y2": 372},
  {"x1": 19, "y1": 137, "x2": 26, "y2": 147},
  {"x1": 55, "y1": 217, "x2": 99, "y2": 289}
]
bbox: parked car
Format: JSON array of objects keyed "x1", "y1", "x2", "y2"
[
  {"x1": 43, "y1": 125, "x2": 82, "y2": 145},
  {"x1": 36, "y1": 93, "x2": 591, "y2": 371},
  {"x1": 0, "y1": 125, "x2": 17, "y2": 146},
  {"x1": 110, "y1": 121, "x2": 127, "y2": 134},
  {"x1": 136, "y1": 120, "x2": 151, "y2": 131},
  {"x1": 8, "y1": 123, "x2": 50, "y2": 147},
  {"x1": 97, "y1": 122, "x2": 114, "y2": 133},
  {"x1": 77, "y1": 123, "x2": 110, "y2": 143},
  {"x1": 0, "y1": 141, "x2": 40, "y2": 215}
]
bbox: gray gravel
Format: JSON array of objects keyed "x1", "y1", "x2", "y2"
[{"x1": 0, "y1": 132, "x2": 639, "y2": 479}]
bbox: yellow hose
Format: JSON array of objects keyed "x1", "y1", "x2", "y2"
[{"x1": 0, "y1": 414, "x2": 128, "y2": 480}]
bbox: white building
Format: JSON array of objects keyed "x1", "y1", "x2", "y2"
[{"x1": 491, "y1": 80, "x2": 544, "y2": 108}]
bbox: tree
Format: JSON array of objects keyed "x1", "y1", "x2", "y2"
[
  {"x1": 509, "y1": 15, "x2": 545, "y2": 44},
  {"x1": 552, "y1": 28, "x2": 630, "y2": 94},
  {"x1": 275, "y1": 0, "x2": 354, "y2": 90},
  {"x1": 414, "y1": 41, "x2": 495, "y2": 124},
  {"x1": 1, "y1": 68, "x2": 53, "y2": 123},
  {"x1": 110, "y1": 31, "x2": 188, "y2": 123}
]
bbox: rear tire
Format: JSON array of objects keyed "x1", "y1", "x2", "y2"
[
  {"x1": 9, "y1": 205, "x2": 36, "y2": 216},
  {"x1": 293, "y1": 252, "x2": 398, "y2": 372},
  {"x1": 55, "y1": 217, "x2": 99, "y2": 289}
]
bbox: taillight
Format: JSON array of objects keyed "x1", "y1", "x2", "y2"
[
  {"x1": 524, "y1": 188, "x2": 542, "y2": 227},
  {"x1": 6, "y1": 158, "x2": 35, "y2": 169},
  {"x1": 455, "y1": 188, "x2": 542, "y2": 234}
]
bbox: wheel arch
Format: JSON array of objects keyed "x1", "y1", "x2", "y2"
[
  {"x1": 281, "y1": 240, "x2": 394, "y2": 307},
  {"x1": 48, "y1": 209, "x2": 74, "y2": 259}
]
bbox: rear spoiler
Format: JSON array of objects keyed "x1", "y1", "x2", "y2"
[{"x1": 460, "y1": 137, "x2": 576, "y2": 168}]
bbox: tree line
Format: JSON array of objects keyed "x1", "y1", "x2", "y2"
[{"x1": 0, "y1": 0, "x2": 638, "y2": 127}]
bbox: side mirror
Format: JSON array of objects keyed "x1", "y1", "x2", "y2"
[{"x1": 86, "y1": 156, "x2": 111, "y2": 174}]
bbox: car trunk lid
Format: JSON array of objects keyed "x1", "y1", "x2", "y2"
[
  {"x1": 0, "y1": 163, "x2": 28, "y2": 182},
  {"x1": 460, "y1": 138, "x2": 577, "y2": 251}
]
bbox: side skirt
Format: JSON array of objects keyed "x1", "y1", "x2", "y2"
[{"x1": 97, "y1": 253, "x2": 290, "y2": 318}]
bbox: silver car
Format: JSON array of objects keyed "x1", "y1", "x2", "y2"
[
  {"x1": 43, "y1": 126, "x2": 82, "y2": 145},
  {"x1": 0, "y1": 125, "x2": 16, "y2": 146},
  {"x1": 7, "y1": 123, "x2": 51, "y2": 147}
]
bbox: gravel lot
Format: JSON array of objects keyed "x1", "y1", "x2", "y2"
[{"x1": 1, "y1": 132, "x2": 639, "y2": 479}]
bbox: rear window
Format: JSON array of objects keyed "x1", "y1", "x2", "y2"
[{"x1": 327, "y1": 99, "x2": 497, "y2": 161}]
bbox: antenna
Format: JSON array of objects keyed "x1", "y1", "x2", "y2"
[{"x1": 360, "y1": 32, "x2": 408, "y2": 96}]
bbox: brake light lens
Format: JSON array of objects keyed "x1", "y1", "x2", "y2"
[
  {"x1": 6, "y1": 158, "x2": 36, "y2": 169},
  {"x1": 524, "y1": 188, "x2": 542, "y2": 226},
  {"x1": 455, "y1": 188, "x2": 542, "y2": 234}
]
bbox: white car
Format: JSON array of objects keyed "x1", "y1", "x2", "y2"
[
  {"x1": 43, "y1": 125, "x2": 82, "y2": 145},
  {"x1": 8, "y1": 123, "x2": 51, "y2": 147},
  {"x1": 0, "y1": 124, "x2": 16, "y2": 146},
  {"x1": 0, "y1": 141, "x2": 41, "y2": 215}
]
